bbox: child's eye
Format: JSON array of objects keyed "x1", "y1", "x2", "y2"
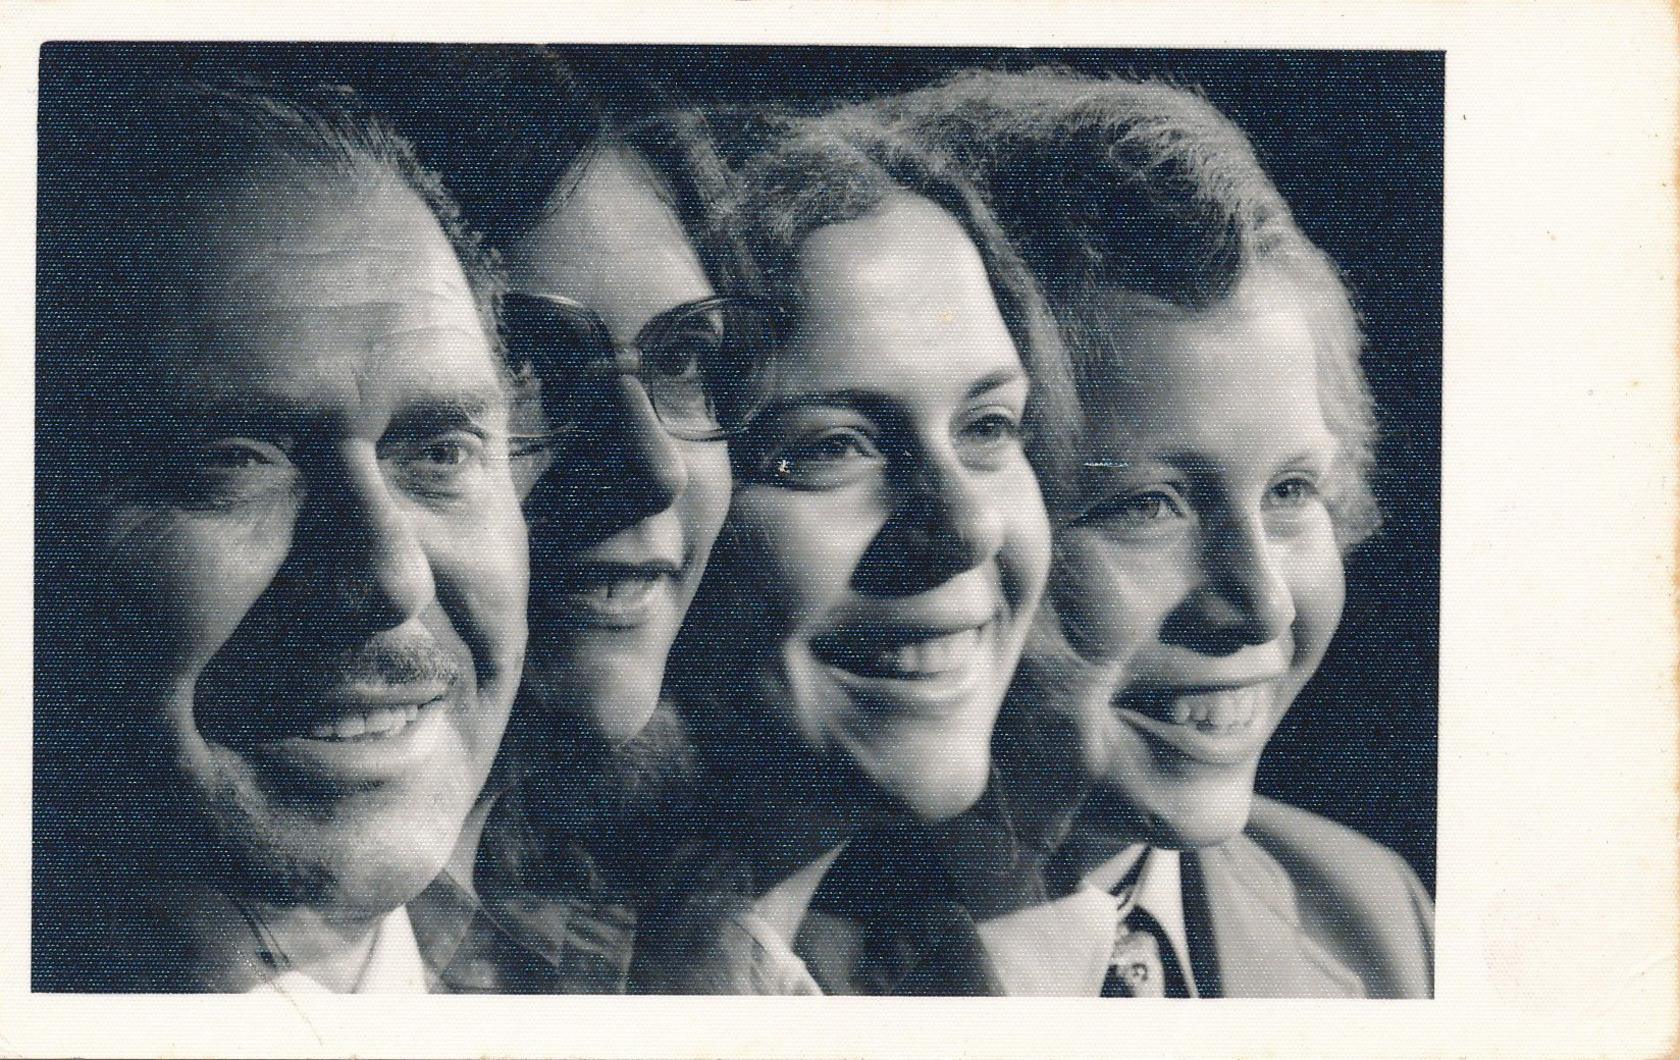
[
  {"x1": 759, "y1": 427, "x2": 883, "y2": 489},
  {"x1": 1073, "y1": 487, "x2": 1191, "y2": 533},
  {"x1": 1266, "y1": 473, "x2": 1321, "y2": 508}
]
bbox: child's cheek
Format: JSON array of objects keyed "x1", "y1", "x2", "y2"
[{"x1": 1051, "y1": 528, "x2": 1144, "y2": 664}]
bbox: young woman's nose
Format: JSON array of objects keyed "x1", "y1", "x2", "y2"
[
  {"x1": 1173, "y1": 512, "x2": 1295, "y2": 650},
  {"x1": 858, "y1": 453, "x2": 1005, "y2": 596}
]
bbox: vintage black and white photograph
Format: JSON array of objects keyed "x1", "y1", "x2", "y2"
[
  {"x1": 31, "y1": 40, "x2": 1442, "y2": 1003},
  {"x1": 11, "y1": 7, "x2": 1675, "y2": 1055}
]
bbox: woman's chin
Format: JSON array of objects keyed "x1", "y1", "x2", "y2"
[
  {"x1": 589, "y1": 695, "x2": 663, "y2": 748},
  {"x1": 868, "y1": 752, "x2": 992, "y2": 824}
]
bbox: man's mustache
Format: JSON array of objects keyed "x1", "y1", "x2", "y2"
[
  {"x1": 322, "y1": 637, "x2": 466, "y2": 689},
  {"x1": 188, "y1": 633, "x2": 469, "y2": 747}
]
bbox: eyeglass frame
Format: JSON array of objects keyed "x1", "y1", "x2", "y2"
[{"x1": 500, "y1": 289, "x2": 782, "y2": 445}]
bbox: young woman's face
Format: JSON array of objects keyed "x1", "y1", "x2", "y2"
[
  {"x1": 723, "y1": 193, "x2": 1052, "y2": 823},
  {"x1": 1051, "y1": 269, "x2": 1346, "y2": 848},
  {"x1": 507, "y1": 150, "x2": 733, "y2": 744}
]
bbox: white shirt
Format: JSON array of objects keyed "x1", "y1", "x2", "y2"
[
  {"x1": 250, "y1": 906, "x2": 429, "y2": 995},
  {"x1": 975, "y1": 846, "x2": 1197, "y2": 997},
  {"x1": 728, "y1": 843, "x2": 849, "y2": 995}
]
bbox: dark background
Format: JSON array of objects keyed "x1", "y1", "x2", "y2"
[
  {"x1": 552, "y1": 47, "x2": 1444, "y2": 893},
  {"x1": 42, "y1": 44, "x2": 1442, "y2": 890}
]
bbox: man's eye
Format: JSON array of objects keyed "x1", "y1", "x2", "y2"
[
  {"x1": 759, "y1": 428, "x2": 882, "y2": 488},
  {"x1": 166, "y1": 440, "x2": 292, "y2": 507},
  {"x1": 417, "y1": 439, "x2": 473, "y2": 467},
  {"x1": 393, "y1": 432, "x2": 487, "y2": 491}
]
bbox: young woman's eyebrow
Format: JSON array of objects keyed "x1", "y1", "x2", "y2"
[
  {"x1": 966, "y1": 367, "x2": 1028, "y2": 399},
  {"x1": 750, "y1": 389, "x2": 886, "y2": 420},
  {"x1": 752, "y1": 368, "x2": 1029, "y2": 422}
]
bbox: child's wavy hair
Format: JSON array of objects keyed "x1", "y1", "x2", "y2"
[{"x1": 865, "y1": 66, "x2": 1380, "y2": 550}]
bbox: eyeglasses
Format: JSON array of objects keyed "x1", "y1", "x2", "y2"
[{"x1": 501, "y1": 291, "x2": 781, "y2": 443}]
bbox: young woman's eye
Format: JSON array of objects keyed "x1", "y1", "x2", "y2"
[
  {"x1": 958, "y1": 409, "x2": 1024, "y2": 451},
  {"x1": 758, "y1": 427, "x2": 882, "y2": 488}
]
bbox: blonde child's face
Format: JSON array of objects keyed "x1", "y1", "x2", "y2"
[{"x1": 1050, "y1": 269, "x2": 1346, "y2": 849}]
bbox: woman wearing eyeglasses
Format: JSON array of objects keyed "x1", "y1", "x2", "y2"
[
  {"x1": 630, "y1": 119, "x2": 1076, "y2": 994},
  {"x1": 354, "y1": 49, "x2": 777, "y2": 992}
]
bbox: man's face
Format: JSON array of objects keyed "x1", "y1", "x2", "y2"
[{"x1": 93, "y1": 175, "x2": 527, "y2": 917}]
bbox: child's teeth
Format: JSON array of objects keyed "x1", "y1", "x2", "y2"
[{"x1": 1171, "y1": 686, "x2": 1267, "y2": 731}]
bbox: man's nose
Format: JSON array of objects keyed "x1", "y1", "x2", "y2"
[
  {"x1": 1178, "y1": 512, "x2": 1295, "y2": 650},
  {"x1": 323, "y1": 459, "x2": 435, "y2": 628}
]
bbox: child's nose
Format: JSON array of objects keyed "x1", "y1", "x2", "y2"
[{"x1": 1176, "y1": 514, "x2": 1295, "y2": 651}]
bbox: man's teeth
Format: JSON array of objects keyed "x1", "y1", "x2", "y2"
[
  {"x1": 862, "y1": 626, "x2": 983, "y2": 677},
  {"x1": 308, "y1": 704, "x2": 421, "y2": 741},
  {"x1": 1169, "y1": 685, "x2": 1269, "y2": 731}
]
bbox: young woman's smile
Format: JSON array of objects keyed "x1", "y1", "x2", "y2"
[{"x1": 719, "y1": 193, "x2": 1052, "y2": 822}]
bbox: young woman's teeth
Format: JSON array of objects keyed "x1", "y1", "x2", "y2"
[
  {"x1": 864, "y1": 626, "x2": 984, "y2": 677},
  {"x1": 308, "y1": 704, "x2": 421, "y2": 741},
  {"x1": 1169, "y1": 685, "x2": 1268, "y2": 731}
]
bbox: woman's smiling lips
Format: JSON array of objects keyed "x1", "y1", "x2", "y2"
[
  {"x1": 543, "y1": 558, "x2": 682, "y2": 626},
  {"x1": 1114, "y1": 680, "x2": 1284, "y2": 767},
  {"x1": 811, "y1": 615, "x2": 1005, "y2": 713},
  {"x1": 816, "y1": 621, "x2": 994, "y2": 679}
]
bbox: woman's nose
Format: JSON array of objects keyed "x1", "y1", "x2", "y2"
[
  {"x1": 608, "y1": 376, "x2": 689, "y2": 513},
  {"x1": 1173, "y1": 513, "x2": 1295, "y2": 650},
  {"x1": 857, "y1": 453, "x2": 1005, "y2": 597}
]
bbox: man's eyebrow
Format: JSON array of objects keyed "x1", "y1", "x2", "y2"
[
  {"x1": 154, "y1": 389, "x2": 508, "y2": 437},
  {"x1": 385, "y1": 390, "x2": 508, "y2": 436},
  {"x1": 154, "y1": 397, "x2": 319, "y2": 438}
]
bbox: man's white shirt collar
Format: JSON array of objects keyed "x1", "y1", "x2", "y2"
[{"x1": 249, "y1": 905, "x2": 429, "y2": 995}]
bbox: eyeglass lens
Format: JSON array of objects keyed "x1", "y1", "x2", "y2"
[{"x1": 503, "y1": 296, "x2": 775, "y2": 439}]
